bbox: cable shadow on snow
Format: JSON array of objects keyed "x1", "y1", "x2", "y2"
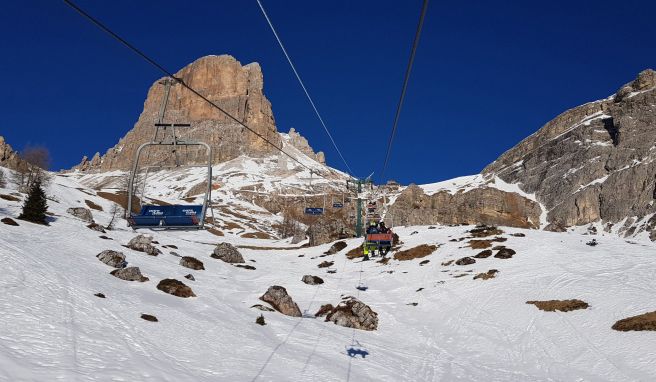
[{"x1": 250, "y1": 317, "x2": 304, "y2": 382}]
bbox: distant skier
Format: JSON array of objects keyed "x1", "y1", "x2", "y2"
[{"x1": 378, "y1": 221, "x2": 388, "y2": 233}]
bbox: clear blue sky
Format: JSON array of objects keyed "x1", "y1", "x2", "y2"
[{"x1": 1, "y1": 1, "x2": 655, "y2": 184}]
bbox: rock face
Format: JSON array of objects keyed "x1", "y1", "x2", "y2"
[
  {"x1": 127, "y1": 235, "x2": 161, "y2": 256},
  {"x1": 387, "y1": 184, "x2": 541, "y2": 229},
  {"x1": 211, "y1": 242, "x2": 244, "y2": 263},
  {"x1": 73, "y1": 55, "x2": 322, "y2": 171},
  {"x1": 0, "y1": 136, "x2": 26, "y2": 170},
  {"x1": 324, "y1": 297, "x2": 378, "y2": 331},
  {"x1": 260, "y1": 286, "x2": 302, "y2": 317},
  {"x1": 307, "y1": 217, "x2": 353, "y2": 246},
  {"x1": 96, "y1": 250, "x2": 127, "y2": 268},
  {"x1": 66, "y1": 207, "x2": 94, "y2": 222},
  {"x1": 483, "y1": 69, "x2": 656, "y2": 238},
  {"x1": 110, "y1": 267, "x2": 148, "y2": 282}
]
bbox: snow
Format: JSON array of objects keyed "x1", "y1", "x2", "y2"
[
  {"x1": 2, "y1": 173, "x2": 656, "y2": 381},
  {"x1": 419, "y1": 174, "x2": 489, "y2": 196}
]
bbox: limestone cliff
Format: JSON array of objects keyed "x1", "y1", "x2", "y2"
[{"x1": 75, "y1": 55, "x2": 322, "y2": 171}]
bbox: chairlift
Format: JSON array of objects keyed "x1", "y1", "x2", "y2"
[
  {"x1": 346, "y1": 340, "x2": 369, "y2": 358},
  {"x1": 126, "y1": 127, "x2": 213, "y2": 229}
]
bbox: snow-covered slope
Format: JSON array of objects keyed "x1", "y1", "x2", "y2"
[{"x1": 1, "y1": 170, "x2": 655, "y2": 381}]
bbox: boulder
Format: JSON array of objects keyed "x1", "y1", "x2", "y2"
[
  {"x1": 318, "y1": 261, "x2": 334, "y2": 268},
  {"x1": 259, "y1": 286, "x2": 302, "y2": 317},
  {"x1": 184, "y1": 274, "x2": 195, "y2": 281},
  {"x1": 494, "y1": 248, "x2": 516, "y2": 259},
  {"x1": 211, "y1": 242, "x2": 244, "y2": 263},
  {"x1": 474, "y1": 250, "x2": 493, "y2": 258},
  {"x1": 110, "y1": 267, "x2": 148, "y2": 282},
  {"x1": 87, "y1": 223, "x2": 106, "y2": 233},
  {"x1": 324, "y1": 297, "x2": 378, "y2": 331},
  {"x1": 96, "y1": 250, "x2": 127, "y2": 268},
  {"x1": 1, "y1": 217, "x2": 19, "y2": 226},
  {"x1": 180, "y1": 256, "x2": 205, "y2": 270},
  {"x1": 302, "y1": 275, "x2": 324, "y2": 285},
  {"x1": 141, "y1": 314, "x2": 158, "y2": 322},
  {"x1": 127, "y1": 234, "x2": 161, "y2": 256},
  {"x1": 455, "y1": 257, "x2": 476, "y2": 266},
  {"x1": 324, "y1": 241, "x2": 347, "y2": 255},
  {"x1": 66, "y1": 207, "x2": 94, "y2": 222},
  {"x1": 156, "y1": 278, "x2": 196, "y2": 298}
]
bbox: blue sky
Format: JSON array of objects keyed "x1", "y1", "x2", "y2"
[{"x1": 1, "y1": 1, "x2": 655, "y2": 184}]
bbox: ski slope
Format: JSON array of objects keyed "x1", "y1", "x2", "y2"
[{"x1": 1, "y1": 172, "x2": 656, "y2": 381}]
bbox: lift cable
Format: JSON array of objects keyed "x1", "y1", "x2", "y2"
[
  {"x1": 380, "y1": 0, "x2": 429, "y2": 182},
  {"x1": 256, "y1": 0, "x2": 355, "y2": 176},
  {"x1": 63, "y1": 0, "x2": 333, "y2": 181}
]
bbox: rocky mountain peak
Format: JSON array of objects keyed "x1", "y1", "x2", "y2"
[
  {"x1": 0, "y1": 136, "x2": 26, "y2": 170},
  {"x1": 74, "y1": 55, "x2": 323, "y2": 171}
]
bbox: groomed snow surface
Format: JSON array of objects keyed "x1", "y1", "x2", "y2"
[{"x1": 1, "y1": 173, "x2": 656, "y2": 381}]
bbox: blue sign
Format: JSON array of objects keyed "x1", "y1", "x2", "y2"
[
  {"x1": 332, "y1": 203, "x2": 344, "y2": 208},
  {"x1": 304, "y1": 207, "x2": 324, "y2": 215}
]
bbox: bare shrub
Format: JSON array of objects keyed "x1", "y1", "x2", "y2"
[
  {"x1": 105, "y1": 204, "x2": 124, "y2": 230},
  {"x1": 12, "y1": 145, "x2": 51, "y2": 192}
]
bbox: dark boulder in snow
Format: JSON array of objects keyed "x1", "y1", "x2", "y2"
[
  {"x1": 260, "y1": 286, "x2": 301, "y2": 317},
  {"x1": 96, "y1": 250, "x2": 127, "y2": 268},
  {"x1": 211, "y1": 242, "x2": 244, "y2": 263},
  {"x1": 455, "y1": 256, "x2": 476, "y2": 265},
  {"x1": 94, "y1": 293, "x2": 106, "y2": 298},
  {"x1": 87, "y1": 222, "x2": 106, "y2": 233},
  {"x1": 141, "y1": 314, "x2": 158, "y2": 322},
  {"x1": 324, "y1": 241, "x2": 347, "y2": 255},
  {"x1": 127, "y1": 234, "x2": 161, "y2": 256},
  {"x1": 66, "y1": 207, "x2": 94, "y2": 222},
  {"x1": 184, "y1": 274, "x2": 195, "y2": 281},
  {"x1": 494, "y1": 248, "x2": 516, "y2": 259},
  {"x1": 1, "y1": 217, "x2": 19, "y2": 226},
  {"x1": 110, "y1": 267, "x2": 148, "y2": 282},
  {"x1": 474, "y1": 249, "x2": 493, "y2": 258},
  {"x1": 180, "y1": 256, "x2": 205, "y2": 270},
  {"x1": 318, "y1": 261, "x2": 334, "y2": 268},
  {"x1": 302, "y1": 275, "x2": 324, "y2": 285},
  {"x1": 157, "y1": 278, "x2": 196, "y2": 298},
  {"x1": 324, "y1": 297, "x2": 378, "y2": 331}
]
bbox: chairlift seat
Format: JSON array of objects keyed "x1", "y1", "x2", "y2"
[
  {"x1": 128, "y1": 205, "x2": 203, "y2": 227},
  {"x1": 365, "y1": 233, "x2": 393, "y2": 246}
]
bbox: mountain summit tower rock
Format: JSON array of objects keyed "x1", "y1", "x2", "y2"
[{"x1": 75, "y1": 55, "x2": 323, "y2": 171}]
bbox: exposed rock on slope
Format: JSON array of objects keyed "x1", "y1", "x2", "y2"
[
  {"x1": 260, "y1": 286, "x2": 301, "y2": 317},
  {"x1": 0, "y1": 136, "x2": 27, "y2": 170},
  {"x1": 483, "y1": 69, "x2": 656, "y2": 238},
  {"x1": 74, "y1": 55, "x2": 323, "y2": 171},
  {"x1": 388, "y1": 184, "x2": 541, "y2": 229}
]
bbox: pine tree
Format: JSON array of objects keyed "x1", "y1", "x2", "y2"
[{"x1": 18, "y1": 180, "x2": 48, "y2": 225}]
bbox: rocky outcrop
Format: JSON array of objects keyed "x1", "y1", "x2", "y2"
[
  {"x1": 323, "y1": 297, "x2": 378, "y2": 331},
  {"x1": 307, "y1": 217, "x2": 353, "y2": 246},
  {"x1": 483, "y1": 69, "x2": 656, "y2": 238},
  {"x1": 260, "y1": 285, "x2": 301, "y2": 317},
  {"x1": 67, "y1": 207, "x2": 94, "y2": 222},
  {"x1": 74, "y1": 55, "x2": 324, "y2": 172},
  {"x1": 127, "y1": 235, "x2": 161, "y2": 256},
  {"x1": 96, "y1": 250, "x2": 127, "y2": 268},
  {"x1": 156, "y1": 278, "x2": 196, "y2": 298},
  {"x1": 211, "y1": 242, "x2": 244, "y2": 263},
  {"x1": 387, "y1": 184, "x2": 541, "y2": 229},
  {"x1": 0, "y1": 136, "x2": 26, "y2": 170},
  {"x1": 285, "y1": 128, "x2": 325, "y2": 164}
]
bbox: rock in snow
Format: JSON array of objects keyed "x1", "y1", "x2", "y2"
[
  {"x1": 260, "y1": 286, "x2": 301, "y2": 317},
  {"x1": 211, "y1": 243, "x2": 244, "y2": 263},
  {"x1": 96, "y1": 250, "x2": 126, "y2": 268},
  {"x1": 110, "y1": 267, "x2": 148, "y2": 282},
  {"x1": 127, "y1": 234, "x2": 161, "y2": 256},
  {"x1": 66, "y1": 207, "x2": 94, "y2": 222}
]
